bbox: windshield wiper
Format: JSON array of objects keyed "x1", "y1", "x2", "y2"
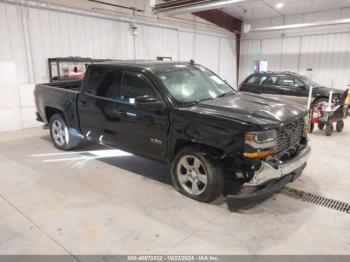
[
  {"x1": 184, "y1": 92, "x2": 234, "y2": 107},
  {"x1": 184, "y1": 97, "x2": 213, "y2": 107},
  {"x1": 216, "y1": 91, "x2": 234, "y2": 98},
  {"x1": 216, "y1": 93, "x2": 228, "y2": 98}
]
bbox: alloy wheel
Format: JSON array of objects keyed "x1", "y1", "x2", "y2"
[
  {"x1": 176, "y1": 155, "x2": 207, "y2": 196},
  {"x1": 52, "y1": 120, "x2": 67, "y2": 146}
]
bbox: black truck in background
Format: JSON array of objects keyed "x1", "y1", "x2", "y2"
[
  {"x1": 239, "y1": 71, "x2": 345, "y2": 107},
  {"x1": 35, "y1": 61, "x2": 311, "y2": 210}
]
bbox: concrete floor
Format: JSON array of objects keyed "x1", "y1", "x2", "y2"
[{"x1": 0, "y1": 119, "x2": 350, "y2": 256}]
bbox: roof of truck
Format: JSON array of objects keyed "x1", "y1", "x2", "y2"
[
  {"x1": 252, "y1": 71, "x2": 300, "y2": 76},
  {"x1": 94, "y1": 60, "x2": 195, "y2": 73}
]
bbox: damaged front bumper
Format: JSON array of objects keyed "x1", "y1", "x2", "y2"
[{"x1": 227, "y1": 138, "x2": 311, "y2": 211}]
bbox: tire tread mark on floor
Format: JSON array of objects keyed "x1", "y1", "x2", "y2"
[
  {"x1": 279, "y1": 187, "x2": 350, "y2": 214},
  {"x1": 0, "y1": 193, "x2": 81, "y2": 261}
]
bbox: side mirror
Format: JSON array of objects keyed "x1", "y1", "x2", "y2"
[
  {"x1": 297, "y1": 85, "x2": 307, "y2": 90},
  {"x1": 134, "y1": 95, "x2": 165, "y2": 110}
]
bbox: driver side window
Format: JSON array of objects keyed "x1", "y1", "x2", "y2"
[{"x1": 121, "y1": 72, "x2": 157, "y2": 104}]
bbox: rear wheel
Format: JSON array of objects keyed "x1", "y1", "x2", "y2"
[
  {"x1": 171, "y1": 147, "x2": 224, "y2": 203},
  {"x1": 325, "y1": 123, "x2": 333, "y2": 136},
  {"x1": 49, "y1": 114, "x2": 81, "y2": 150},
  {"x1": 336, "y1": 120, "x2": 344, "y2": 132}
]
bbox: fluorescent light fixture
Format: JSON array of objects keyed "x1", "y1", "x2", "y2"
[
  {"x1": 275, "y1": 2, "x2": 284, "y2": 9},
  {"x1": 156, "y1": 0, "x2": 246, "y2": 16},
  {"x1": 250, "y1": 18, "x2": 350, "y2": 32}
]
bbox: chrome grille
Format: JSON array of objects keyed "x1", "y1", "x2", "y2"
[{"x1": 276, "y1": 118, "x2": 304, "y2": 153}]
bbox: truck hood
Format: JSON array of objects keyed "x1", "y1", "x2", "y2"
[{"x1": 186, "y1": 92, "x2": 306, "y2": 129}]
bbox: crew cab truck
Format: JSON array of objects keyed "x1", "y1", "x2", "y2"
[{"x1": 35, "y1": 61, "x2": 311, "y2": 210}]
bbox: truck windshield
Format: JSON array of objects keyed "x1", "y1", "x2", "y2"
[{"x1": 157, "y1": 65, "x2": 234, "y2": 105}]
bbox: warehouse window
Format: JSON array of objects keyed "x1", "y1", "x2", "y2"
[{"x1": 85, "y1": 68, "x2": 122, "y2": 100}]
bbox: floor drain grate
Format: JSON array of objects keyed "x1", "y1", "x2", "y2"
[{"x1": 279, "y1": 187, "x2": 350, "y2": 214}]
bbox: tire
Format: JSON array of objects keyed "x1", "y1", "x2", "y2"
[
  {"x1": 336, "y1": 120, "x2": 344, "y2": 132},
  {"x1": 313, "y1": 97, "x2": 328, "y2": 108},
  {"x1": 49, "y1": 114, "x2": 81, "y2": 150},
  {"x1": 318, "y1": 123, "x2": 325, "y2": 130},
  {"x1": 171, "y1": 147, "x2": 224, "y2": 203},
  {"x1": 325, "y1": 123, "x2": 333, "y2": 136}
]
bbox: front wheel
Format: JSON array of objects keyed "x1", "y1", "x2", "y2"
[
  {"x1": 171, "y1": 147, "x2": 224, "y2": 203},
  {"x1": 336, "y1": 120, "x2": 344, "y2": 132},
  {"x1": 49, "y1": 114, "x2": 81, "y2": 150},
  {"x1": 325, "y1": 123, "x2": 333, "y2": 136}
]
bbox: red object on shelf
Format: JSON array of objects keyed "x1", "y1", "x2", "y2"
[{"x1": 63, "y1": 68, "x2": 84, "y2": 79}]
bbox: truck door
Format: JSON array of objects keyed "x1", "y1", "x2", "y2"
[
  {"x1": 115, "y1": 71, "x2": 169, "y2": 161},
  {"x1": 78, "y1": 66, "x2": 123, "y2": 145}
]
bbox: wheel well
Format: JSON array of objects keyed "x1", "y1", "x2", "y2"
[
  {"x1": 313, "y1": 96, "x2": 328, "y2": 105},
  {"x1": 45, "y1": 107, "x2": 63, "y2": 122},
  {"x1": 173, "y1": 139, "x2": 225, "y2": 161}
]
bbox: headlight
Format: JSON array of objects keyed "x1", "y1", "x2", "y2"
[
  {"x1": 245, "y1": 129, "x2": 276, "y2": 147},
  {"x1": 244, "y1": 130, "x2": 277, "y2": 159}
]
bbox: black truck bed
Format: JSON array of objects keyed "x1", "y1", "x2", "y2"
[
  {"x1": 34, "y1": 80, "x2": 82, "y2": 130},
  {"x1": 45, "y1": 80, "x2": 82, "y2": 91}
]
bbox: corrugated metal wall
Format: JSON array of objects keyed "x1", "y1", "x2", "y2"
[
  {"x1": 239, "y1": 39, "x2": 260, "y2": 83},
  {"x1": 239, "y1": 31, "x2": 350, "y2": 90},
  {"x1": 0, "y1": 1, "x2": 237, "y2": 132}
]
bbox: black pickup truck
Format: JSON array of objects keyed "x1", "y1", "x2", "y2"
[{"x1": 35, "y1": 61, "x2": 311, "y2": 210}]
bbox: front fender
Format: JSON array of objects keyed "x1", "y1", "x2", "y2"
[{"x1": 167, "y1": 109, "x2": 256, "y2": 161}]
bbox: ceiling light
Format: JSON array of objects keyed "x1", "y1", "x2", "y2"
[
  {"x1": 249, "y1": 18, "x2": 350, "y2": 32},
  {"x1": 275, "y1": 2, "x2": 284, "y2": 9},
  {"x1": 155, "y1": 0, "x2": 245, "y2": 16}
]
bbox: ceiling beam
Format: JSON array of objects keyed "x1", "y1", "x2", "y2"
[
  {"x1": 153, "y1": 1, "x2": 243, "y2": 85},
  {"x1": 193, "y1": 9, "x2": 242, "y2": 33},
  {"x1": 193, "y1": 9, "x2": 242, "y2": 86}
]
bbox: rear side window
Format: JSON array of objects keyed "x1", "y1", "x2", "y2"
[
  {"x1": 276, "y1": 76, "x2": 304, "y2": 87},
  {"x1": 121, "y1": 72, "x2": 157, "y2": 104},
  {"x1": 263, "y1": 76, "x2": 278, "y2": 85},
  {"x1": 85, "y1": 68, "x2": 122, "y2": 100},
  {"x1": 246, "y1": 75, "x2": 267, "y2": 85}
]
